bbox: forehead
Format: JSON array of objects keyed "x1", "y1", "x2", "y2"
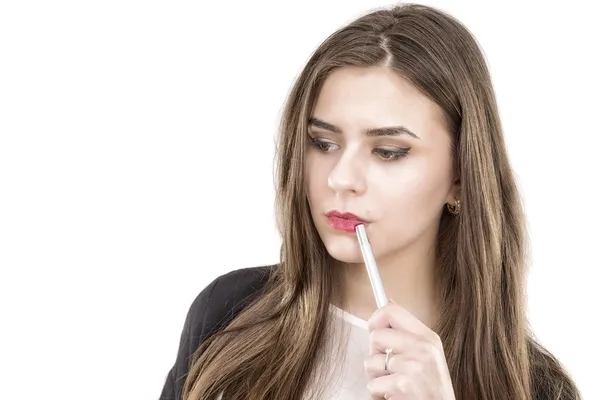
[{"x1": 312, "y1": 66, "x2": 449, "y2": 140}]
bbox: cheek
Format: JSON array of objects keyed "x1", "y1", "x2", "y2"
[
  {"x1": 374, "y1": 155, "x2": 453, "y2": 217},
  {"x1": 368, "y1": 161, "x2": 451, "y2": 253},
  {"x1": 304, "y1": 154, "x2": 328, "y2": 203}
]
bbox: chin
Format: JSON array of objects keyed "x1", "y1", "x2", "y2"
[{"x1": 320, "y1": 233, "x2": 365, "y2": 264}]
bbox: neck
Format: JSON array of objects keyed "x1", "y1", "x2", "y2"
[{"x1": 337, "y1": 239, "x2": 440, "y2": 329}]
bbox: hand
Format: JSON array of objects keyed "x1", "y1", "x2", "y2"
[{"x1": 364, "y1": 301, "x2": 456, "y2": 399}]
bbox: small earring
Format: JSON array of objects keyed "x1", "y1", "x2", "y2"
[{"x1": 447, "y1": 199, "x2": 461, "y2": 215}]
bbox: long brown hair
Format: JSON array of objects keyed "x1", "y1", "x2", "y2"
[{"x1": 183, "y1": 3, "x2": 580, "y2": 399}]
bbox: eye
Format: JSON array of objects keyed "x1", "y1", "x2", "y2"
[
  {"x1": 374, "y1": 147, "x2": 410, "y2": 161},
  {"x1": 309, "y1": 137, "x2": 339, "y2": 153}
]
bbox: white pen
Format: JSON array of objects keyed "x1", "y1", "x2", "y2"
[{"x1": 355, "y1": 224, "x2": 388, "y2": 309}]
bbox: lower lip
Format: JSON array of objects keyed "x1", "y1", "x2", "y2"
[{"x1": 327, "y1": 216, "x2": 366, "y2": 233}]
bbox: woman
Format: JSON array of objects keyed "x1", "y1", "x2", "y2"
[{"x1": 160, "y1": 3, "x2": 580, "y2": 399}]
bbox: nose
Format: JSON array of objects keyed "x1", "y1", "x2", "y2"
[{"x1": 327, "y1": 150, "x2": 367, "y2": 196}]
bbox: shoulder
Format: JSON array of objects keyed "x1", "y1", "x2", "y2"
[
  {"x1": 188, "y1": 264, "x2": 277, "y2": 335},
  {"x1": 188, "y1": 264, "x2": 275, "y2": 306},
  {"x1": 159, "y1": 264, "x2": 277, "y2": 400}
]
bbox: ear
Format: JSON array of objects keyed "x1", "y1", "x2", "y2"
[{"x1": 445, "y1": 175, "x2": 461, "y2": 204}]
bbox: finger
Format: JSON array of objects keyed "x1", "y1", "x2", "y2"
[
  {"x1": 368, "y1": 303, "x2": 442, "y2": 349},
  {"x1": 364, "y1": 352, "x2": 397, "y2": 379},
  {"x1": 369, "y1": 327, "x2": 418, "y2": 355},
  {"x1": 365, "y1": 351, "x2": 430, "y2": 379},
  {"x1": 368, "y1": 302, "x2": 431, "y2": 336},
  {"x1": 367, "y1": 373, "x2": 411, "y2": 399}
]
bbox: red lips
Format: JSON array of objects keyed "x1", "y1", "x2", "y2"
[{"x1": 325, "y1": 210, "x2": 368, "y2": 233}]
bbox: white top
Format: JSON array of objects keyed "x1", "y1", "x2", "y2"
[
  {"x1": 301, "y1": 305, "x2": 371, "y2": 399},
  {"x1": 217, "y1": 305, "x2": 372, "y2": 400}
]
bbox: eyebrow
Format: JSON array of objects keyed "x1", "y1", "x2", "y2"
[{"x1": 308, "y1": 116, "x2": 420, "y2": 139}]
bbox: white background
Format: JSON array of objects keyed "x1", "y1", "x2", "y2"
[{"x1": 1, "y1": 1, "x2": 598, "y2": 399}]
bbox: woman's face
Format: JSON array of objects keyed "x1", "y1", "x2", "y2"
[{"x1": 305, "y1": 66, "x2": 459, "y2": 265}]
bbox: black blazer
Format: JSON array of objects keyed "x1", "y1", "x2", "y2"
[{"x1": 159, "y1": 265, "x2": 275, "y2": 400}]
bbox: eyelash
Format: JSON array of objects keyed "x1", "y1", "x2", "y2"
[{"x1": 308, "y1": 137, "x2": 410, "y2": 161}]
